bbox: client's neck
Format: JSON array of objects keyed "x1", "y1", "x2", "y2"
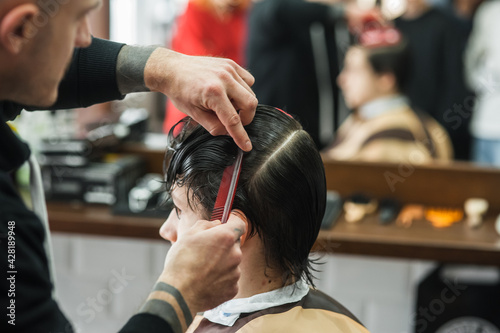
[{"x1": 235, "y1": 236, "x2": 285, "y2": 299}]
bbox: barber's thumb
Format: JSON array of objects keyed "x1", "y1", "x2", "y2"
[{"x1": 226, "y1": 210, "x2": 248, "y2": 246}]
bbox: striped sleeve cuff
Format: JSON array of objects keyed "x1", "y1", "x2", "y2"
[{"x1": 116, "y1": 44, "x2": 159, "y2": 94}]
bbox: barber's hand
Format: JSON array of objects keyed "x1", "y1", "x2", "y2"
[
  {"x1": 159, "y1": 212, "x2": 246, "y2": 316},
  {"x1": 144, "y1": 48, "x2": 257, "y2": 151}
]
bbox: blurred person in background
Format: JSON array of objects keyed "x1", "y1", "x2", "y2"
[
  {"x1": 323, "y1": 26, "x2": 453, "y2": 163},
  {"x1": 464, "y1": 0, "x2": 500, "y2": 167},
  {"x1": 451, "y1": 0, "x2": 484, "y2": 22},
  {"x1": 246, "y1": 0, "x2": 381, "y2": 150},
  {"x1": 164, "y1": 0, "x2": 251, "y2": 133},
  {"x1": 395, "y1": 0, "x2": 471, "y2": 160},
  {"x1": 446, "y1": 0, "x2": 484, "y2": 67}
]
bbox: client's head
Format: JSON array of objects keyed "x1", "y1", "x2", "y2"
[
  {"x1": 337, "y1": 29, "x2": 410, "y2": 109},
  {"x1": 160, "y1": 105, "x2": 326, "y2": 287}
]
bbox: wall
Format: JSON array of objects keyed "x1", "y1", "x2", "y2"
[{"x1": 52, "y1": 234, "x2": 170, "y2": 332}]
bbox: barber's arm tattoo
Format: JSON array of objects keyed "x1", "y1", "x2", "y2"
[
  {"x1": 116, "y1": 44, "x2": 159, "y2": 95},
  {"x1": 139, "y1": 282, "x2": 193, "y2": 333}
]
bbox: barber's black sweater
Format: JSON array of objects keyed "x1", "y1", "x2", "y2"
[{"x1": 0, "y1": 38, "x2": 174, "y2": 333}]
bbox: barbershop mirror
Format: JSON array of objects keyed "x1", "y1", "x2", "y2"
[{"x1": 104, "y1": 0, "x2": 497, "y2": 171}]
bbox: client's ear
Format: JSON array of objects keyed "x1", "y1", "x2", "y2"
[
  {"x1": 232, "y1": 209, "x2": 250, "y2": 247},
  {"x1": 0, "y1": 4, "x2": 39, "y2": 54}
]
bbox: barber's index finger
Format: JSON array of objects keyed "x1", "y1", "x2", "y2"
[{"x1": 211, "y1": 96, "x2": 253, "y2": 152}]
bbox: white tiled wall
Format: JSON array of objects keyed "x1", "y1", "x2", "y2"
[
  {"x1": 52, "y1": 234, "x2": 171, "y2": 333},
  {"x1": 51, "y1": 234, "x2": 436, "y2": 333}
]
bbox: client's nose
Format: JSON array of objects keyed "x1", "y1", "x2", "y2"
[{"x1": 159, "y1": 211, "x2": 178, "y2": 243}]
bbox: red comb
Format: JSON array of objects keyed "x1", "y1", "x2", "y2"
[
  {"x1": 275, "y1": 107, "x2": 293, "y2": 118},
  {"x1": 210, "y1": 149, "x2": 244, "y2": 223}
]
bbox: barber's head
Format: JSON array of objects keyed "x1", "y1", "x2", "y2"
[
  {"x1": 338, "y1": 36, "x2": 410, "y2": 109},
  {"x1": 160, "y1": 105, "x2": 327, "y2": 286},
  {"x1": 0, "y1": 0, "x2": 100, "y2": 106}
]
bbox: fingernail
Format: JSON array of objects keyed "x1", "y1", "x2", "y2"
[{"x1": 245, "y1": 140, "x2": 252, "y2": 151}]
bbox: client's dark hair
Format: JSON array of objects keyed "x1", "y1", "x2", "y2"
[
  {"x1": 163, "y1": 105, "x2": 326, "y2": 287},
  {"x1": 364, "y1": 40, "x2": 411, "y2": 93}
]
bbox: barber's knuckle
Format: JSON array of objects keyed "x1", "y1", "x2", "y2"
[
  {"x1": 208, "y1": 125, "x2": 225, "y2": 136},
  {"x1": 230, "y1": 249, "x2": 242, "y2": 266},
  {"x1": 217, "y1": 69, "x2": 233, "y2": 82},
  {"x1": 226, "y1": 113, "x2": 241, "y2": 128},
  {"x1": 234, "y1": 252, "x2": 242, "y2": 266},
  {"x1": 204, "y1": 83, "x2": 224, "y2": 100},
  {"x1": 247, "y1": 95, "x2": 258, "y2": 109},
  {"x1": 222, "y1": 58, "x2": 237, "y2": 68}
]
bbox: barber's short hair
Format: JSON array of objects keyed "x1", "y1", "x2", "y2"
[
  {"x1": 364, "y1": 40, "x2": 411, "y2": 93},
  {"x1": 164, "y1": 105, "x2": 326, "y2": 286}
]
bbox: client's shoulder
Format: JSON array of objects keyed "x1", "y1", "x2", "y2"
[{"x1": 240, "y1": 289, "x2": 369, "y2": 333}]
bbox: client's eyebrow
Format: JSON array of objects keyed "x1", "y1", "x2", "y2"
[{"x1": 81, "y1": 0, "x2": 103, "y2": 17}]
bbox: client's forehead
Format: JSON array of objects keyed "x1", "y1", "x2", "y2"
[
  {"x1": 171, "y1": 185, "x2": 204, "y2": 212},
  {"x1": 74, "y1": 0, "x2": 103, "y2": 13},
  {"x1": 60, "y1": 0, "x2": 102, "y2": 15},
  {"x1": 170, "y1": 185, "x2": 187, "y2": 205}
]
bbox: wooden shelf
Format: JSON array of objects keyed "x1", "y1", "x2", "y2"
[
  {"x1": 314, "y1": 214, "x2": 500, "y2": 265},
  {"x1": 47, "y1": 202, "x2": 500, "y2": 265}
]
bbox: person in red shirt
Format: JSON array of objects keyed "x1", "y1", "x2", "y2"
[{"x1": 164, "y1": 0, "x2": 251, "y2": 133}]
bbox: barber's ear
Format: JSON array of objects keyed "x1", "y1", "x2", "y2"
[{"x1": 0, "y1": 4, "x2": 39, "y2": 54}]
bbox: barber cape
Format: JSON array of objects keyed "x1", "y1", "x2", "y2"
[
  {"x1": 323, "y1": 95, "x2": 453, "y2": 163},
  {"x1": 188, "y1": 280, "x2": 370, "y2": 333}
]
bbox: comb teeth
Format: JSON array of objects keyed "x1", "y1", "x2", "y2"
[{"x1": 210, "y1": 207, "x2": 225, "y2": 221}]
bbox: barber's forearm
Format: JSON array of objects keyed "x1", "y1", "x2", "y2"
[
  {"x1": 139, "y1": 281, "x2": 194, "y2": 333},
  {"x1": 116, "y1": 44, "x2": 160, "y2": 95}
]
